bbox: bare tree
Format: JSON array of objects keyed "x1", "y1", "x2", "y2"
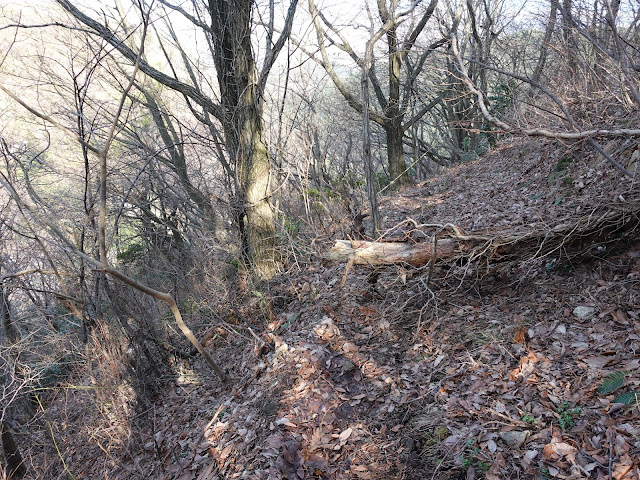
[
  {"x1": 0, "y1": 3, "x2": 229, "y2": 382},
  {"x1": 308, "y1": 0, "x2": 444, "y2": 186},
  {"x1": 448, "y1": 0, "x2": 640, "y2": 177},
  {"x1": 54, "y1": 0, "x2": 299, "y2": 278}
]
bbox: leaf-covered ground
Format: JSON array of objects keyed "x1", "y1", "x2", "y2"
[{"x1": 31, "y1": 138, "x2": 640, "y2": 479}]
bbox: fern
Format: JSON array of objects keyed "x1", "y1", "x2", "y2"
[
  {"x1": 613, "y1": 391, "x2": 640, "y2": 405},
  {"x1": 597, "y1": 371, "x2": 630, "y2": 394}
]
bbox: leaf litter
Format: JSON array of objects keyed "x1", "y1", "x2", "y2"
[{"x1": 33, "y1": 138, "x2": 640, "y2": 479}]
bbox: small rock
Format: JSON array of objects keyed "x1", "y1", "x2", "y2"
[
  {"x1": 573, "y1": 306, "x2": 596, "y2": 320},
  {"x1": 555, "y1": 324, "x2": 567, "y2": 335},
  {"x1": 499, "y1": 430, "x2": 530, "y2": 449}
]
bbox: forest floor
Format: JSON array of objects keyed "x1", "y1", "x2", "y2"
[{"x1": 30, "y1": 137, "x2": 640, "y2": 480}]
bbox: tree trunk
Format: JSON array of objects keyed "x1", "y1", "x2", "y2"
[
  {"x1": 385, "y1": 27, "x2": 409, "y2": 186},
  {"x1": 385, "y1": 120, "x2": 408, "y2": 186},
  {"x1": 530, "y1": 0, "x2": 559, "y2": 90},
  {"x1": 1, "y1": 286, "x2": 20, "y2": 345},
  {"x1": 561, "y1": 0, "x2": 577, "y2": 72},
  {"x1": 362, "y1": 67, "x2": 381, "y2": 236},
  {"x1": 239, "y1": 126, "x2": 277, "y2": 279},
  {"x1": 210, "y1": 0, "x2": 277, "y2": 279}
]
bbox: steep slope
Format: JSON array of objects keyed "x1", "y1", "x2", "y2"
[{"x1": 27, "y1": 138, "x2": 640, "y2": 480}]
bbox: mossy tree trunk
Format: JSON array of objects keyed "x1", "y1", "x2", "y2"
[{"x1": 210, "y1": 0, "x2": 278, "y2": 278}]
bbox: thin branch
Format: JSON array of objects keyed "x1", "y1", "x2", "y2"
[
  {"x1": 259, "y1": 0, "x2": 299, "y2": 95},
  {"x1": 449, "y1": 35, "x2": 636, "y2": 177},
  {"x1": 55, "y1": 0, "x2": 224, "y2": 120},
  {"x1": 0, "y1": 85, "x2": 100, "y2": 155}
]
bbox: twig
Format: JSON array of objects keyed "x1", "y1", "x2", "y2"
[
  {"x1": 608, "y1": 430, "x2": 613, "y2": 480},
  {"x1": 579, "y1": 451, "x2": 606, "y2": 469},
  {"x1": 340, "y1": 257, "x2": 355, "y2": 289}
]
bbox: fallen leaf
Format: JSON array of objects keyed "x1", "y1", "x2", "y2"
[
  {"x1": 339, "y1": 427, "x2": 353, "y2": 443},
  {"x1": 275, "y1": 417, "x2": 297, "y2": 428},
  {"x1": 342, "y1": 342, "x2": 359, "y2": 353}
]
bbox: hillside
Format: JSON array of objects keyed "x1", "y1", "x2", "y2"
[{"x1": 26, "y1": 138, "x2": 640, "y2": 480}]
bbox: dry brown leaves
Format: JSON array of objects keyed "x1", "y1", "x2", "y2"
[{"x1": 29, "y1": 138, "x2": 640, "y2": 479}]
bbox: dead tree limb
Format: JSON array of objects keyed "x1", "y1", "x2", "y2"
[
  {"x1": 326, "y1": 205, "x2": 640, "y2": 274},
  {"x1": 327, "y1": 238, "x2": 466, "y2": 266},
  {"x1": 449, "y1": 34, "x2": 636, "y2": 177}
]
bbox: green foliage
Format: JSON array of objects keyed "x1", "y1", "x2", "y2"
[
  {"x1": 488, "y1": 81, "x2": 516, "y2": 115},
  {"x1": 228, "y1": 257, "x2": 240, "y2": 272},
  {"x1": 282, "y1": 216, "x2": 302, "y2": 239},
  {"x1": 34, "y1": 354, "x2": 76, "y2": 392},
  {"x1": 521, "y1": 413, "x2": 537, "y2": 424},
  {"x1": 333, "y1": 172, "x2": 365, "y2": 189},
  {"x1": 322, "y1": 186, "x2": 340, "y2": 200},
  {"x1": 554, "y1": 156, "x2": 574, "y2": 171},
  {"x1": 220, "y1": 256, "x2": 241, "y2": 281},
  {"x1": 423, "y1": 426, "x2": 448, "y2": 447},
  {"x1": 597, "y1": 370, "x2": 631, "y2": 394},
  {"x1": 252, "y1": 290, "x2": 272, "y2": 322},
  {"x1": 462, "y1": 136, "x2": 473, "y2": 152},
  {"x1": 556, "y1": 402, "x2": 580, "y2": 430},
  {"x1": 461, "y1": 133, "x2": 490, "y2": 161},
  {"x1": 548, "y1": 156, "x2": 574, "y2": 183},
  {"x1": 596, "y1": 371, "x2": 639, "y2": 408},
  {"x1": 458, "y1": 439, "x2": 489, "y2": 474},
  {"x1": 116, "y1": 241, "x2": 145, "y2": 263},
  {"x1": 613, "y1": 391, "x2": 640, "y2": 405},
  {"x1": 306, "y1": 187, "x2": 321, "y2": 200},
  {"x1": 374, "y1": 171, "x2": 390, "y2": 191},
  {"x1": 178, "y1": 297, "x2": 200, "y2": 315},
  {"x1": 278, "y1": 312, "x2": 300, "y2": 333}
]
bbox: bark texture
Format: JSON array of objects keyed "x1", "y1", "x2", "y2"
[
  {"x1": 326, "y1": 238, "x2": 460, "y2": 266},
  {"x1": 210, "y1": 0, "x2": 277, "y2": 278}
]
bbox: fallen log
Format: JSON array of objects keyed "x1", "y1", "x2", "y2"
[
  {"x1": 325, "y1": 206, "x2": 640, "y2": 271},
  {"x1": 325, "y1": 238, "x2": 468, "y2": 266}
]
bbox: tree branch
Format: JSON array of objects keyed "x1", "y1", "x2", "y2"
[{"x1": 55, "y1": 0, "x2": 224, "y2": 121}]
